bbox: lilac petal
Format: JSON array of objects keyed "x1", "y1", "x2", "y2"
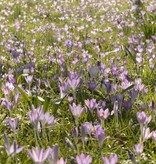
[
  {"x1": 31, "y1": 147, "x2": 40, "y2": 162},
  {"x1": 39, "y1": 149, "x2": 44, "y2": 162},
  {"x1": 76, "y1": 156, "x2": 82, "y2": 164},
  {"x1": 16, "y1": 146, "x2": 25, "y2": 154},
  {"x1": 4, "y1": 133, "x2": 10, "y2": 148},
  {"x1": 86, "y1": 155, "x2": 92, "y2": 163},
  {"x1": 110, "y1": 154, "x2": 118, "y2": 164},
  {"x1": 102, "y1": 157, "x2": 109, "y2": 164},
  {"x1": 28, "y1": 150, "x2": 35, "y2": 161},
  {"x1": 43, "y1": 148, "x2": 50, "y2": 161},
  {"x1": 53, "y1": 144, "x2": 59, "y2": 161},
  {"x1": 48, "y1": 116, "x2": 55, "y2": 125}
]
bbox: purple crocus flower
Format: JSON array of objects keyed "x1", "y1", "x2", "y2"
[
  {"x1": 28, "y1": 106, "x2": 44, "y2": 129},
  {"x1": 123, "y1": 100, "x2": 132, "y2": 110},
  {"x1": 2, "y1": 82, "x2": 15, "y2": 96},
  {"x1": 89, "y1": 66, "x2": 99, "y2": 77},
  {"x1": 113, "y1": 101, "x2": 118, "y2": 114},
  {"x1": 40, "y1": 111, "x2": 55, "y2": 126},
  {"x1": 128, "y1": 90, "x2": 138, "y2": 101},
  {"x1": 137, "y1": 111, "x2": 146, "y2": 124},
  {"x1": 67, "y1": 77, "x2": 81, "y2": 91},
  {"x1": 8, "y1": 118, "x2": 18, "y2": 132},
  {"x1": 64, "y1": 40, "x2": 73, "y2": 47},
  {"x1": 88, "y1": 81, "x2": 97, "y2": 90},
  {"x1": 134, "y1": 78, "x2": 144, "y2": 92},
  {"x1": 149, "y1": 100, "x2": 155, "y2": 111},
  {"x1": 48, "y1": 144, "x2": 59, "y2": 164},
  {"x1": 116, "y1": 94, "x2": 123, "y2": 104},
  {"x1": 70, "y1": 103, "x2": 83, "y2": 121},
  {"x1": 9, "y1": 48, "x2": 20, "y2": 58},
  {"x1": 95, "y1": 126, "x2": 105, "y2": 147},
  {"x1": 97, "y1": 108, "x2": 110, "y2": 120},
  {"x1": 102, "y1": 154, "x2": 118, "y2": 164},
  {"x1": 133, "y1": 144, "x2": 143, "y2": 155},
  {"x1": 81, "y1": 122, "x2": 93, "y2": 144},
  {"x1": 142, "y1": 127, "x2": 152, "y2": 142},
  {"x1": 136, "y1": 111, "x2": 151, "y2": 125},
  {"x1": 13, "y1": 91, "x2": 20, "y2": 106},
  {"x1": 72, "y1": 127, "x2": 78, "y2": 142},
  {"x1": 1, "y1": 98, "x2": 13, "y2": 110},
  {"x1": 59, "y1": 78, "x2": 69, "y2": 99},
  {"x1": 28, "y1": 147, "x2": 50, "y2": 164},
  {"x1": 103, "y1": 79, "x2": 111, "y2": 93},
  {"x1": 8, "y1": 75, "x2": 16, "y2": 84},
  {"x1": 85, "y1": 99, "x2": 98, "y2": 113},
  {"x1": 25, "y1": 75, "x2": 33, "y2": 86},
  {"x1": 111, "y1": 66, "x2": 118, "y2": 76},
  {"x1": 76, "y1": 153, "x2": 92, "y2": 164},
  {"x1": 4, "y1": 133, "x2": 24, "y2": 157}
]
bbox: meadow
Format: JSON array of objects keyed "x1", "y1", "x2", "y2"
[{"x1": 0, "y1": 0, "x2": 156, "y2": 163}]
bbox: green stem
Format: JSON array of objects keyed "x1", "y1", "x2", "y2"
[{"x1": 34, "y1": 128, "x2": 38, "y2": 146}]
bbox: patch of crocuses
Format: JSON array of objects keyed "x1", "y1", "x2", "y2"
[{"x1": 0, "y1": 0, "x2": 156, "y2": 163}]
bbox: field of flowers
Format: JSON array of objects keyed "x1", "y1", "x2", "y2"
[{"x1": 0, "y1": 0, "x2": 156, "y2": 163}]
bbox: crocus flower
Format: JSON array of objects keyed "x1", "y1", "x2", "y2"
[
  {"x1": 149, "y1": 100, "x2": 155, "y2": 110},
  {"x1": 95, "y1": 126, "x2": 105, "y2": 147},
  {"x1": 81, "y1": 122, "x2": 93, "y2": 138},
  {"x1": 25, "y1": 75, "x2": 33, "y2": 86},
  {"x1": 8, "y1": 118, "x2": 18, "y2": 132},
  {"x1": 113, "y1": 101, "x2": 118, "y2": 114},
  {"x1": 4, "y1": 133, "x2": 24, "y2": 157},
  {"x1": 76, "y1": 153, "x2": 92, "y2": 164},
  {"x1": 72, "y1": 127, "x2": 78, "y2": 142},
  {"x1": 13, "y1": 91, "x2": 20, "y2": 106},
  {"x1": 88, "y1": 81, "x2": 97, "y2": 90},
  {"x1": 97, "y1": 108, "x2": 110, "y2": 120},
  {"x1": 142, "y1": 127, "x2": 152, "y2": 142},
  {"x1": 64, "y1": 40, "x2": 73, "y2": 47},
  {"x1": 134, "y1": 78, "x2": 145, "y2": 92},
  {"x1": 102, "y1": 154, "x2": 118, "y2": 164},
  {"x1": 111, "y1": 101, "x2": 119, "y2": 128},
  {"x1": 48, "y1": 144, "x2": 59, "y2": 164},
  {"x1": 89, "y1": 66, "x2": 99, "y2": 77},
  {"x1": 28, "y1": 106, "x2": 44, "y2": 129},
  {"x1": 128, "y1": 90, "x2": 138, "y2": 101},
  {"x1": 103, "y1": 79, "x2": 111, "y2": 93},
  {"x1": 149, "y1": 100, "x2": 156, "y2": 114},
  {"x1": 70, "y1": 103, "x2": 83, "y2": 121},
  {"x1": 133, "y1": 144, "x2": 143, "y2": 155},
  {"x1": 136, "y1": 111, "x2": 151, "y2": 125},
  {"x1": 40, "y1": 111, "x2": 55, "y2": 126},
  {"x1": 2, "y1": 82, "x2": 15, "y2": 96},
  {"x1": 85, "y1": 99, "x2": 98, "y2": 112},
  {"x1": 67, "y1": 77, "x2": 81, "y2": 91},
  {"x1": 1, "y1": 98, "x2": 13, "y2": 110},
  {"x1": 110, "y1": 100, "x2": 118, "y2": 115},
  {"x1": 123, "y1": 100, "x2": 132, "y2": 110},
  {"x1": 28, "y1": 147, "x2": 50, "y2": 164},
  {"x1": 9, "y1": 48, "x2": 20, "y2": 58},
  {"x1": 59, "y1": 77, "x2": 69, "y2": 99}
]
